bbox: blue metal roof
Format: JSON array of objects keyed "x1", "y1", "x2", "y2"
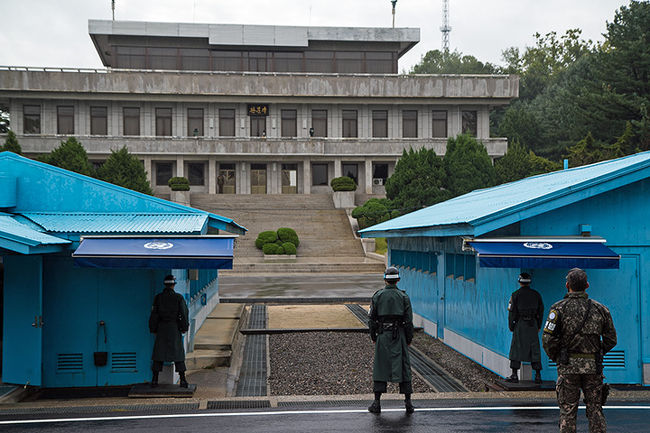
[
  {"x1": 21, "y1": 212, "x2": 208, "y2": 234},
  {"x1": 360, "y1": 151, "x2": 650, "y2": 238},
  {"x1": 0, "y1": 214, "x2": 71, "y2": 254}
]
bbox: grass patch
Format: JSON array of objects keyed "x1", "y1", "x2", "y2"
[{"x1": 375, "y1": 237, "x2": 387, "y2": 255}]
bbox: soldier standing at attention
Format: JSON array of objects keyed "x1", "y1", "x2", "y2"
[
  {"x1": 543, "y1": 268, "x2": 617, "y2": 433},
  {"x1": 368, "y1": 266, "x2": 415, "y2": 414},
  {"x1": 148, "y1": 275, "x2": 190, "y2": 388},
  {"x1": 506, "y1": 272, "x2": 545, "y2": 383}
]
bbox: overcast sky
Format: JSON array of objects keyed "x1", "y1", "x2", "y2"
[{"x1": 0, "y1": 0, "x2": 630, "y2": 72}]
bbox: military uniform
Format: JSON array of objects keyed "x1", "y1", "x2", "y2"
[
  {"x1": 368, "y1": 282, "x2": 414, "y2": 393},
  {"x1": 149, "y1": 286, "x2": 190, "y2": 374},
  {"x1": 508, "y1": 284, "x2": 544, "y2": 373},
  {"x1": 542, "y1": 292, "x2": 617, "y2": 433}
]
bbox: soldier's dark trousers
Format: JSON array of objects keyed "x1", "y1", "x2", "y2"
[
  {"x1": 152, "y1": 360, "x2": 187, "y2": 373},
  {"x1": 556, "y1": 373, "x2": 606, "y2": 433},
  {"x1": 510, "y1": 360, "x2": 542, "y2": 370},
  {"x1": 373, "y1": 380, "x2": 412, "y2": 394}
]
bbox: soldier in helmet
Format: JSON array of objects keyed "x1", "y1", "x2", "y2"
[
  {"x1": 506, "y1": 272, "x2": 545, "y2": 383},
  {"x1": 367, "y1": 266, "x2": 415, "y2": 414},
  {"x1": 543, "y1": 268, "x2": 617, "y2": 433}
]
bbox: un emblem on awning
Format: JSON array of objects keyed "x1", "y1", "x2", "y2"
[
  {"x1": 523, "y1": 242, "x2": 553, "y2": 250},
  {"x1": 144, "y1": 241, "x2": 174, "y2": 250}
]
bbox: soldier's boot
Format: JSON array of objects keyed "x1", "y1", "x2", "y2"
[
  {"x1": 534, "y1": 370, "x2": 542, "y2": 384},
  {"x1": 505, "y1": 368, "x2": 519, "y2": 383},
  {"x1": 179, "y1": 372, "x2": 188, "y2": 388},
  {"x1": 151, "y1": 371, "x2": 159, "y2": 388},
  {"x1": 368, "y1": 392, "x2": 381, "y2": 414},
  {"x1": 404, "y1": 393, "x2": 415, "y2": 414}
]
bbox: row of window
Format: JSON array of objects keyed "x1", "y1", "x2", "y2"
[
  {"x1": 389, "y1": 250, "x2": 476, "y2": 281},
  {"x1": 22, "y1": 105, "x2": 478, "y2": 138},
  {"x1": 114, "y1": 47, "x2": 396, "y2": 74}
]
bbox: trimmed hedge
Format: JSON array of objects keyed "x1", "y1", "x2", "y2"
[
  {"x1": 330, "y1": 176, "x2": 357, "y2": 191},
  {"x1": 168, "y1": 176, "x2": 190, "y2": 191},
  {"x1": 263, "y1": 243, "x2": 284, "y2": 255},
  {"x1": 255, "y1": 231, "x2": 278, "y2": 249},
  {"x1": 277, "y1": 227, "x2": 300, "y2": 247},
  {"x1": 281, "y1": 242, "x2": 297, "y2": 255}
]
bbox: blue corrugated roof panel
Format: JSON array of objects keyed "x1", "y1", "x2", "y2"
[
  {"x1": 0, "y1": 215, "x2": 70, "y2": 245},
  {"x1": 20, "y1": 213, "x2": 208, "y2": 234},
  {"x1": 360, "y1": 151, "x2": 650, "y2": 236}
]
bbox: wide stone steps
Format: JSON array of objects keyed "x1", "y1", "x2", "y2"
[
  {"x1": 186, "y1": 303, "x2": 244, "y2": 369},
  {"x1": 191, "y1": 193, "x2": 336, "y2": 210}
]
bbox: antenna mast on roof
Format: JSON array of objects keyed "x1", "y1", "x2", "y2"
[
  {"x1": 111, "y1": 0, "x2": 115, "y2": 21},
  {"x1": 391, "y1": 0, "x2": 397, "y2": 28},
  {"x1": 440, "y1": 0, "x2": 451, "y2": 52}
]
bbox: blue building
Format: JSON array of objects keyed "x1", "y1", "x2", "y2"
[
  {"x1": 0, "y1": 151, "x2": 246, "y2": 388},
  {"x1": 360, "y1": 152, "x2": 650, "y2": 385}
]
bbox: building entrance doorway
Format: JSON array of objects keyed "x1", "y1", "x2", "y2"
[
  {"x1": 281, "y1": 164, "x2": 298, "y2": 194},
  {"x1": 342, "y1": 163, "x2": 359, "y2": 185},
  {"x1": 251, "y1": 164, "x2": 267, "y2": 194},
  {"x1": 218, "y1": 164, "x2": 236, "y2": 194}
]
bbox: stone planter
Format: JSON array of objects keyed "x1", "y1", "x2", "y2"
[
  {"x1": 263, "y1": 254, "x2": 297, "y2": 263},
  {"x1": 332, "y1": 191, "x2": 355, "y2": 208},
  {"x1": 171, "y1": 190, "x2": 191, "y2": 206}
]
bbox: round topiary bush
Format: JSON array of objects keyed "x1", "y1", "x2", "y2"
[
  {"x1": 263, "y1": 243, "x2": 284, "y2": 255},
  {"x1": 168, "y1": 176, "x2": 190, "y2": 191},
  {"x1": 277, "y1": 227, "x2": 300, "y2": 247},
  {"x1": 330, "y1": 176, "x2": 357, "y2": 191},
  {"x1": 255, "y1": 230, "x2": 279, "y2": 249},
  {"x1": 281, "y1": 242, "x2": 297, "y2": 255}
]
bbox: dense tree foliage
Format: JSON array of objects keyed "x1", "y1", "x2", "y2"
[
  {"x1": 38, "y1": 137, "x2": 94, "y2": 176},
  {"x1": 2, "y1": 130, "x2": 22, "y2": 154},
  {"x1": 351, "y1": 198, "x2": 399, "y2": 230},
  {"x1": 96, "y1": 146, "x2": 153, "y2": 195},
  {"x1": 410, "y1": 49, "x2": 498, "y2": 74},
  {"x1": 443, "y1": 134, "x2": 496, "y2": 197}
]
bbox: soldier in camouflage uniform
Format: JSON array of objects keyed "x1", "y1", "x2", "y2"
[
  {"x1": 542, "y1": 268, "x2": 617, "y2": 433},
  {"x1": 367, "y1": 266, "x2": 415, "y2": 414}
]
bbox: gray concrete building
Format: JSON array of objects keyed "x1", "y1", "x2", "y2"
[{"x1": 0, "y1": 20, "x2": 518, "y2": 197}]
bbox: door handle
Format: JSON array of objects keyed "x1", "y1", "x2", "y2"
[
  {"x1": 31, "y1": 315, "x2": 44, "y2": 328},
  {"x1": 32, "y1": 315, "x2": 38, "y2": 327}
]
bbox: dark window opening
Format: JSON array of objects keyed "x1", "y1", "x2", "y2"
[
  {"x1": 90, "y1": 106, "x2": 108, "y2": 135},
  {"x1": 342, "y1": 110, "x2": 358, "y2": 138},
  {"x1": 187, "y1": 162, "x2": 205, "y2": 185},
  {"x1": 23, "y1": 105, "x2": 41, "y2": 134},
  {"x1": 432, "y1": 111, "x2": 448, "y2": 138},
  {"x1": 372, "y1": 163, "x2": 389, "y2": 185},
  {"x1": 250, "y1": 117, "x2": 266, "y2": 137},
  {"x1": 312, "y1": 163, "x2": 328, "y2": 186},
  {"x1": 156, "y1": 162, "x2": 173, "y2": 186},
  {"x1": 219, "y1": 109, "x2": 235, "y2": 137},
  {"x1": 311, "y1": 110, "x2": 327, "y2": 137},
  {"x1": 187, "y1": 108, "x2": 204, "y2": 136},
  {"x1": 281, "y1": 109, "x2": 297, "y2": 138},
  {"x1": 155, "y1": 108, "x2": 172, "y2": 136},
  {"x1": 123, "y1": 107, "x2": 140, "y2": 136},
  {"x1": 342, "y1": 163, "x2": 358, "y2": 185},
  {"x1": 57, "y1": 106, "x2": 74, "y2": 135},
  {"x1": 372, "y1": 110, "x2": 388, "y2": 138},
  {"x1": 402, "y1": 110, "x2": 417, "y2": 138},
  {"x1": 462, "y1": 111, "x2": 478, "y2": 136}
]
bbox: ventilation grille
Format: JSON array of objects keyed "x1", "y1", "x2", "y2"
[
  {"x1": 57, "y1": 353, "x2": 83, "y2": 372},
  {"x1": 111, "y1": 352, "x2": 137, "y2": 371},
  {"x1": 548, "y1": 350, "x2": 626, "y2": 369}
]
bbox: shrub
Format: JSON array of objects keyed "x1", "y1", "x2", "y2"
[
  {"x1": 263, "y1": 243, "x2": 284, "y2": 255},
  {"x1": 168, "y1": 176, "x2": 190, "y2": 191},
  {"x1": 330, "y1": 176, "x2": 357, "y2": 191},
  {"x1": 281, "y1": 242, "x2": 297, "y2": 255},
  {"x1": 255, "y1": 230, "x2": 278, "y2": 249},
  {"x1": 352, "y1": 198, "x2": 399, "y2": 230},
  {"x1": 277, "y1": 227, "x2": 300, "y2": 247}
]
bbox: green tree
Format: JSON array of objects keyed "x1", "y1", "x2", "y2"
[
  {"x1": 606, "y1": 121, "x2": 638, "y2": 159},
  {"x1": 495, "y1": 141, "x2": 560, "y2": 185},
  {"x1": 443, "y1": 134, "x2": 496, "y2": 197},
  {"x1": 410, "y1": 49, "x2": 497, "y2": 74},
  {"x1": 565, "y1": 132, "x2": 607, "y2": 167},
  {"x1": 384, "y1": 147, "x2": 449, "y2": 214},
  {"x1": 39, "y1": 137, "x2": 94, "y2": 176},
  {"x1": 351, "y1": 198, "x2": 399, "y2": 230},
  {"x1": 496, "y1": 102, "x2": 543, "y2": 149},
  {"x1": 2, "y1": 130, "x2": 22, "y2": 154},
  {"x1": 96, "y1": 146, "x2": 153, "y2": 195}
]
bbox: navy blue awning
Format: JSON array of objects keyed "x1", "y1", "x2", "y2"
[
  {"x1": 73, "y1": 237, "x2": 235, "y2": 269},
  {"x1": 467, "y1": 239, "x2": 620, "y2": 269}
]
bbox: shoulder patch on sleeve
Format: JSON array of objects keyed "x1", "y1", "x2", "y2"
[{"x1": 543, "y1": 309, "x2": 559, "y2": 334}]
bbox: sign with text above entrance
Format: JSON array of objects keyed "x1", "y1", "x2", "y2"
[{"x1": 247, "y1": 104, "x2": 269, "y2": 116}]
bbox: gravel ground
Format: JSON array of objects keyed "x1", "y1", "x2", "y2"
[
  {"x1": 412, "y1": 332, "x2": 502, "y2": 392},
  {"x1": 269, "y1": 332, "x2": 433, "y2": 396}
]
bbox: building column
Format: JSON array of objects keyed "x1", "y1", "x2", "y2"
[
  {"x1": 208, "y1": 157, "x2": 217, "y2": 195},
  {"x1": 176, "y1": 156, "x2": 184, "y2": 178},
  {"x1": 143, "y1": 156, "x2": 153, "y2": 189},
  {"x1": 303, "y1": 159, "x2": 311, "y2": 195},
  {"x1": 334, "y1": 158, "x2": 342, "y2": 179},
  {"x1": 365, "y1": 159, "x2": 373, "y2": 194}
]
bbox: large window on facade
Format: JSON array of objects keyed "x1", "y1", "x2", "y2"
[
  {"x1": 311, "y1": 110, "x2": 327, "y2": 137},
  {"x1": 211, "y1": 51, "x2": 242, "y2": 71},
  {"x1": 281, "y1": 109, "x2": 297, "y2": 138},
  {"x1": 155, "y1": 108, "x2": 172, "y2": 136},
  {"x1": 366, "y1": 52, "x2": 394, "y2": 73},
  {"x1": 305, "y1": 51, "x2": 334, "y2": 73},
  {"x1": 149, "y1": 48, "x2": 178, "y2": 70},
  {"x1": 372, "y1": 110, "x2": 388, "y2": 138},
  {"x1": 462, "y1": 110, "x2": 478, "y2": 136},
  {"x1": 219, "y1": 109, "x2": 235, "y2": 137},
  {"x1": 123, "y1": 107, "x2": 140, "y2": 135},
  {"x1": 90, "y1": 106, "x2": 108, "y2": 135},
  {"x1": 115, "y1": 46, "x2": 146, "y2": 69},
  {"x1": 312, "y1": 163, "x2": 328, "y2": 186},
  {"x1": 187, "y1": 108, "x2": 204, "y2": 136},
  {"x1": 402, "y1": 110, "x2": 418, "y2": 138},
  {"x1": 342, "y1": 110, "x2": 358, "y2": 138},
  {"x1": 336, "y1": 51, "x2": 364, "y2": 73},
  {"x1": 248, "y1": 52, "x2": 269, "y2": 72},
  {"x1": 250, "y1": 117, "x2": 266, "y2": 137},
  {"x1": 342, "y1": 163, "x2": 358, "y2": 185},
  {"x1": 23, "y1": 105, "x2": 41, "y2": 134},
  {"x1": 155, "y1": 162, "x2": 173, "y2": 186},
  {"x1": 57, "y1": 106, "x2": 74, "y2": 135},
  {"x1": 273, "y1": 52, "x2": 303, "y2": 72},
  {"x1": 180, "y1": 48, "x2": 210, "y2": 71},
  {"x1": 187, "y1": 162, "x2": 205, "y2": 185},
  {"x1": 432, "y1": 110, "x2": 448, "y2": 138},
  {"x1": 373, "y1": 163, "x2": 389, "y2": 185}
]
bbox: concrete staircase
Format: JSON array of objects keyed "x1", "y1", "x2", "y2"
[
  {"x1": 190, "y1": 194, "x2": 384, "y2": 273},
  {"x1": 186, "y1": 303, "x2": 244, "y2": 370}
]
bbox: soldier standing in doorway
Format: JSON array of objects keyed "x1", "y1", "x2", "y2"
[
  {"x1": 148, "y1": 274, "x2": 190, "y2": 388},
  {"x1": 368, "y1": 266, "x2": 415, "y2": 414},
  {"x1": 506, "y1": 272, "x2": 545, "y2": 383},
  {"x1": 543, "y1": 268, "x2": 617, "y2": 433}
]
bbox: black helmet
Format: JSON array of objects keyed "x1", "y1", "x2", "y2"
[
  {"x1": 518, "y1": 272, "x2": 531, "y2": 284},
  {"x1": 164, "y1": 275, "x2": 177, "y2": 285},
  {"x1": 384, "y1": 266, "x2": 400, "y2": 281}
]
